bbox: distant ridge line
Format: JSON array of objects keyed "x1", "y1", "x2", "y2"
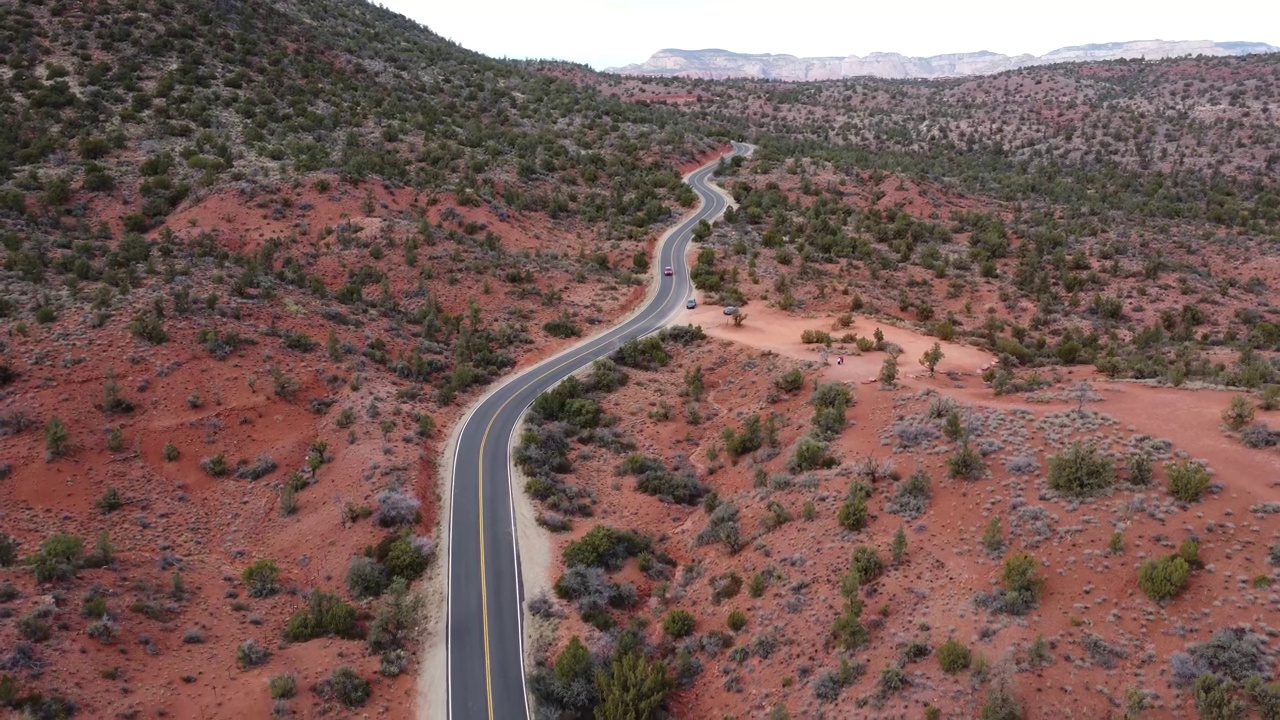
[{"x1": 606, "y1": 40, "x2": 1280, "y2": 81}]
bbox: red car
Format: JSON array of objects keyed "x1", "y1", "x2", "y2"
[{"x1": 663, "y1": 266, "x2": 673, "y2": 276}]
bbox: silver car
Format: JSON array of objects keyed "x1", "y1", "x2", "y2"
[
  {"x1": 686, "y1": 299, "x2": 697, "y2": 309},
  {"x1": 723, "y1": 306, "x2": 739, "y2": 315}
]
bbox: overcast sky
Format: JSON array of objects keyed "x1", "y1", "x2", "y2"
[{"x1": 377, "y1": 0, "x2": 1278, "y2": 69}]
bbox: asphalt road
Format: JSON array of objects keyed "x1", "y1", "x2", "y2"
[{"x1": 446, "y1": 141, "x2": 752, "y2": 720}]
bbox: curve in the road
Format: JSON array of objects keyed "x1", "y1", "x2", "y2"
[{"x1": 445, "y1": 142, "x2": 752, "y2": 720}]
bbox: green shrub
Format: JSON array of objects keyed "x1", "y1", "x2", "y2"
[
  {"x1": 1259, "y1": 385, "x2": 1280, "y2": 411},
  {"x1": 345, "y1": 556, "x2": 388, "y2": 599},
  {"x1": 727, "y1": 609, "x2": 747, "y2": 632},
  {"x1": 284, "y1": 591, "x2": 360, "y2": 642},
  {"x1": 0, "y1": 535, "x2": 17, "y2": 567},
  {"x1": 878, "y1": 664, "x2": 907, "y2": 695},
  {"x1": 201, "y1": 453, "x2": 228, "y2": 477},
  {"x1": 1126, "y1": 453, "x2": 1153, "y2": 485},
  {"x1": 543, "y1": 314, "x2": 581, "y2": 338},
  {"x1": 237, "y1": 639, "x2": 270, "y2": 669},
  {"x1": 1167, "y1": 461, "x2": 1212, "y2": 503},
  {"x1": 892, "y1": 527, "x2": 907, "y2": 563},
  {"x1": 612, "y1": 336, "x2": 668, "y2": 370},
  {"x1": 366, "y1": 578, "x2": 424, "y2": 655},
  {"x1": 982, "y1": 517, "x2": 1004, "y2": 554},
  {"x1": 366, "y1": 530, "x2": 430, "y2": 583},
  {"x1": 593, "y1": 652, "x2": 672, "y2": 720},
  {"x1": 1179, "y1": 538, "x2": 1202, "y2": 568},
  {"x1": 241, "y1": 559, "x2": 280, "y2": 598},
  {"x1": 563, "y1": 526, "x2": 648, "y2": 569},
  {"x1": 95, "y1": 487, "x2": 122, "y2": 514},
  {"x1": 1047, "y1": 442, "x2": 1115, "y2": 498},
  {"x1": 789, "y1": 435, "x2": 833, "y2": 472},
  {"x1": 776, "y1": 369, "x2": 804, "y2": 393},
  {"x1": 663, "y1": 609, "x2": 695, "y2": 638},
  {"x1": 43, "y1": 417, "x2": 71, "y2": 461},
  {"x1": 977, "y1": 553, "x2": 1045, "y2": 615},
  {"x1": 1138, "y1": 555, "x2": 1190, "y2": 602},
  {"x1": 879, "y1": 356, "x2": 899, "y2": 386},
  {"x1": 937, "y1": 639, "x2": 971, "y2": 673},
  {"x1": 849, "y1": 546, "x2": 884, "y2": 584},
  {"x1": 1002, "y1": 554, "x2": 1043, "y2": 599},
  {"x1": 947, "y1": 441, "x2": 985, "y2": 480},
  {"x1": 29, "y1": 534, "x2": 84, "y2": 582},
  {"x1": 1222, "y1": 396, "x2": 1255, "y2": 431},
  {"x1": 1193, "y1": 673, "x2": 1246, "y2": 720},
  {"x1": 282, "y1": 331, "x2": 316, "y2": 352},
  {"x1": 886, "y1": 469, "x2": 931, "y2": 519},
  {"x1": 980, "y1": 673, "x2": 1022, "y2": 720},
  {"x1": 18, "y1": 613, "x2": 51, "y2": 642},
  {"x1": 621, "y1": 455, "x2": 705, "y2": 505},
  {"x1": 721, "y1": 415, "x2": 763, "y2": 458},
  {"x1": 814, "y1": 381, "x2": 855, "y2": 438},
  {"x1": 269, "y1": 674, "x2": 297, "y2": 699},
  {"x1": 317, "y1": 666, "x2": 370, "y2": 708},
  {"x1": 129, "y1": 312, "x2": 168, "y2": 344}
]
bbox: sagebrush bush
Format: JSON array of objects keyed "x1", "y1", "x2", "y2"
[
  {"x1": 345, "y1": 556, "x2": 388, "y2": 599},
  {"x1": 1187, "y1": 627, "x2": 1272, "y2": 683},
  {"x1": 317, "y1": 666, "x2": 370, "y2": 708},
  {"x1": 374, "y1": 489, "x2": 421, "y2": 527},
  {"x1": 1239, "y1": 423, "x2": 1279, "y2": 448},
  {"x1": 237, "y1": 639, "x2": 270, "y2": 669},
  {"x1": 886, "y1": 470, "x2": 931, "y2": 519}
]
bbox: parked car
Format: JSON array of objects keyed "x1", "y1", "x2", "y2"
[
  {"x1": 686, "y1": 298, "x2": 697, "y2": 309},
  {"x1": 663, "y1": 266, "x2": 673, "y2": 276},
  {"x1": 723, "y1": 306, "x2": 739, "y2": 315}
]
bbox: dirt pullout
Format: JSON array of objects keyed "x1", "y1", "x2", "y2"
[{"x1": 686, "y1": 302, "x2": 995, "y2": 378}]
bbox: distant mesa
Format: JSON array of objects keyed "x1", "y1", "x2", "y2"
[{"x1": 606, "y1": 40, "x2": 1280, "y2": 81}]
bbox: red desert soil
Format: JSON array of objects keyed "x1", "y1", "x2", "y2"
[
  {"x1": 0, "y1": 170, "x2": 685, "y2": 718},
  {"x1": 528, "y1": 313, "x2": 1280, "y2": 718}
]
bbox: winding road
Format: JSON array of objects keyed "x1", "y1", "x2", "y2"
[{"x1": 445, "y1": 142, "x2": 752, "y2": 720}]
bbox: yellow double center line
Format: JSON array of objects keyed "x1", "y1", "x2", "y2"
[{"x1": 474, "y1": 165, "x2": 718, "y2": 718}]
